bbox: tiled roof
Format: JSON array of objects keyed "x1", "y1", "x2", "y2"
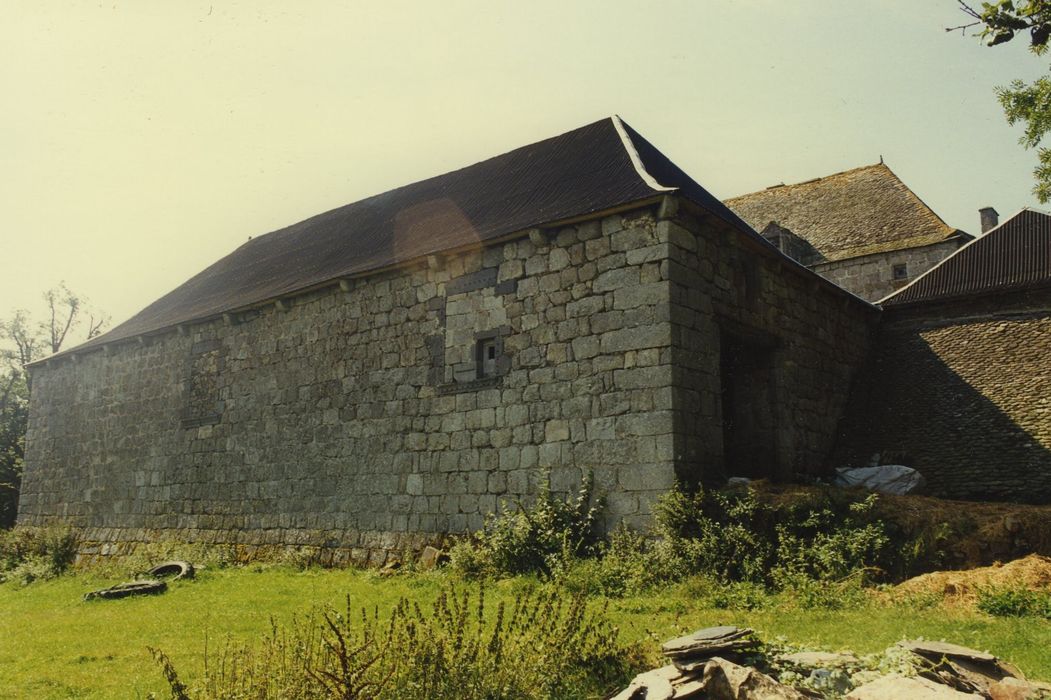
[
  {"x1": 881, "y1": 208, "x2": 1051, "y2": 307},
  {"x1": 52, "y1": 117, "x2": 761, "y2": 358},
  {"x1": 725, "y1": 163, "x2": 962, "y2": 262}
]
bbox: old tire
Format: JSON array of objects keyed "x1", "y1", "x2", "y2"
[
  {"x1": 147, "y1": 560, "x2": 195, "y2": 580},
  {"x1": 84, "y1": 579, "x2": 167, "y2": 601}
]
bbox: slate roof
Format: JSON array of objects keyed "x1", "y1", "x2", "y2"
[
  {"x1": 881, "y1": 208, "x2": 1051, "y2": 307},
  {"x1": 51, "y1": 117, "x2": 775, "y2": 359},
  {"x1": 725, "y1": 163, "x2": 964, "y2": 263}
]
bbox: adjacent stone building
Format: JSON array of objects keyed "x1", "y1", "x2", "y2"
[
  {"x1": 16, "y1": 117, "x2": 877, "y2": 560},
  {"x1": 834, "y1": 208, "x2": 1051, "y2": 502},
  {"x1": 725, "y1": 163, "x2": 973, "y2": 301}
]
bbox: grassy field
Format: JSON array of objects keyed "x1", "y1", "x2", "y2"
[{"x1": 1, "y1": 565, "x2": 1049, "y2": 699}]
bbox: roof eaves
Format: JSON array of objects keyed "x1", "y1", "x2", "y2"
[{"x1": 29, "y1": 194, "x2": 671, "y2": 368}]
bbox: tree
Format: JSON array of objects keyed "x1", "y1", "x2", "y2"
[
  {"x1": 0, "y1": 284, "x2": 108, "y2": 528},
  {"x1": 952, "y1": 1, "x2": 1051, "y2": 201}
]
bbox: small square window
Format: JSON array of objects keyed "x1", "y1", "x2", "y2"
[
  {"x1": 892, "y1": 263, "x2": 908, "y2": 280},
  {"x1": 477, "y1": 338, "x2": 497, "y2": 378}
]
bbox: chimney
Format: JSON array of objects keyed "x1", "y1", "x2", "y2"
[{"x1": 979, "y1": 207, "x2": 999, "y2": 234}]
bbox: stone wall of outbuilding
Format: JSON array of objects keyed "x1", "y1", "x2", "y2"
[
  {"x1": 662, "y1": 204, "x2": 877, "y2": 485},
  {"x1": 17, "y1": 200, "x2": 877, "y2": 561},
  {"x1": 19, "y1": 209, "x2": 682, "y2": 562},
  {"x1": 833, "y1": 289, "x2": 1051, "y2": 503},
  {"x1": 810, "y1": 239, "x2": 962, "y2": 302}
]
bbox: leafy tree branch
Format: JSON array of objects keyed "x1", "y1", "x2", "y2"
[{"x1": 953, "y1": 1, "x2": 1051, "y2": 201}]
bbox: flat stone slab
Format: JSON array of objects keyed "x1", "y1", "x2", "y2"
[
  {"x1": 777, "y1": 651, "x2": 860, "y2": 668},
  {"x1": 988, "y1": 677, "x2": 1051, "y2": 700},
  {"x1": 846, "y1": 674, "x2": 983, "y2": 699},
  {"x1": 701, "y1": 657, "x2": 808, "y2": 700},
  {"x1": 662, "y1": 626, "x2": 756, "y2": 659},
  {"x1": 608, "y1": 664, "x2": 680, "y2": 700},
  {"x1": 899, "y1": 640, "x2": 997, "y2": 663}
]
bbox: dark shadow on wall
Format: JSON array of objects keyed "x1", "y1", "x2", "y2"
[
  {"x1": 832, "y1": 321, "x2": 1051, "y2": 504},
  {"x1": 720, "y1": 330, "x2": 778, "y2": 480}
]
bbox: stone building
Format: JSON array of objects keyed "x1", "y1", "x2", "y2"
[
  {"x1": 725, "y1": 163, "x2": 973, "y2": 301},
  {"x1": 834, "y1": 208, "x2": 1051, "y2": 502},
  {"x1": 17, "y1": 117, "x2": 876, "y2": 560}
]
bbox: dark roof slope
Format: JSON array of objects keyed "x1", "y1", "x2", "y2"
[
  {"x1": 881, "y1": 208, "x2": 1051, "y2": 307},
  {"x1": 725, "y1": 163, "x2": 963, "y2": 262},
  {"x1": 57, "y1": 117, "x2": 760, "y2": 357}
]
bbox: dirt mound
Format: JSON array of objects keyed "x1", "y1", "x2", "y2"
[{"x1": 895, "y1": 554, "x2": 1051, "y2": 600}]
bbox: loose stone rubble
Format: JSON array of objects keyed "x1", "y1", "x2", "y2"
[
  {"x1": 612, "y1": 627, "x2": 801, "y2": 700},
  {"x1": 610, "y1": 628, "x2": 1050, "y2": 700}
]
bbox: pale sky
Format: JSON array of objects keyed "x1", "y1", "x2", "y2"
[{"x1": 2, "y1": 1, "x2": 1047, "y2": 339}]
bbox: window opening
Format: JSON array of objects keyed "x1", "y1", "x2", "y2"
[
  {"x1": 892, "y1": 263, "x2": 908, "y2": 280},
  {"x1": 477, "y1": 337, "x2": 497, "y2": 378}
]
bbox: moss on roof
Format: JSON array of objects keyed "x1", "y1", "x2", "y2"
[{"x1": 725, "y1": 163, "x2": 960, "y2": 262}]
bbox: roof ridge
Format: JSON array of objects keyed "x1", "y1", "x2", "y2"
[
  {"x1": 725, "y1": 161, "x2": 887, "y2": 201},
  {"x1": 610, "y1": 115, "x2": 676, "y2": 193}
]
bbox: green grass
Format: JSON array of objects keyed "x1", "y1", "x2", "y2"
[{"x1": 1, "y1": 567, "x2": 1049, "y2": 699}]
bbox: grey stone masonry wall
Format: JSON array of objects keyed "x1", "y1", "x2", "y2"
[
  {"x1": 663, "y1": 202, "x2": 877, "y2": 485},
  {"x1": 18, "y1": 199, "x2": 878, "y2": 561},
  {"x1": 810, "y1": 240, "x2": 962, "y2": 302},
  {"x1": 833, "y1": 289, "x2": 1051, "y2": 503},
  {"x1": 19, "y1": 209, "x2": 684, "y2": 560}
]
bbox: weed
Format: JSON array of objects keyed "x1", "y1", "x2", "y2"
[
  {"x1": 0, "y1": 525, "x2": 78, "y2": 585},
  {"x1": 450, "y1": 470, "x2": 602, "y2": 579},
  {"x1": 645, "y1": 484, "x2": 893, "y2": 593},
  {"x1": 152, "y1": 585, "x2": 641, "y2": 700},
  {"x1": 976, "y1": 586, "x2": 1051, "y2": 618},
  {"x1": 708, "y1": 581, "x2": 771, "y2": 611},
  {"x1": 775, "y1": 570, "x2": 867, "y2": 611}
]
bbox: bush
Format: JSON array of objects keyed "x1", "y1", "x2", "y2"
[
  {"x1": 454, "y1": 480, "x2": 895, "y2": 599},
  {"x1": 450, "y1": 471, "x2": 603, "y2": 579},
  {"x1": 774, "y1": 570, "x2": 867, "y2": 610},
  {"x1": 151, "y1": 585, "x2": 641, "y2": 700},
  {"x1": 708, "y1": 580, "x2": 771, "y2": 611},
  {"x1": 648, "y1": 485, "x2": 892, "y2": 590},
  {"x1": 976, "y1": 586, "x2": 1051, "y2": 618},
  {"x1": 0, "y1": 525, "x2": 78, "y2": 585},
  {"x1": 556, "y1": 526, "x2": 662, "y2": 597}
]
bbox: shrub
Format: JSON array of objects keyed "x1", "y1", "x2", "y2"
[
  {"x1": 450, "y1": 471, "x2": 603, "y2": 579},
  {"x1": 708, "y1": 580, "x2": 771, "y2": 611},
  {"x1": 774, "y1": 570, "x2": 867, "y2": 610},
  {"x1": 456, "y1": 480, "x2": 895, "y2": 597},
  {"x1": 0, "y1": 525, "x2": 78, "y2": 585},
  {"x1": 976, "y1": 586, "x2": 1051, "y2": 618},
  {"x1": 151, "y1": 585, "x2": 640, "y2": 700},
  {"x1": 556, "y1": 526, "x2": 662, "y2": 597},
  {"x1": 772, "y1": 494, "x2": 888, "y2": 584},
  {"x1": 649, "y1": 484, "x2": 892, "y2": 590}
]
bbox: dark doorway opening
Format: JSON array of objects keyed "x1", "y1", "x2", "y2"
[{"x1": 720, "y1": 330, "x2": 778, "y2": 479}]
